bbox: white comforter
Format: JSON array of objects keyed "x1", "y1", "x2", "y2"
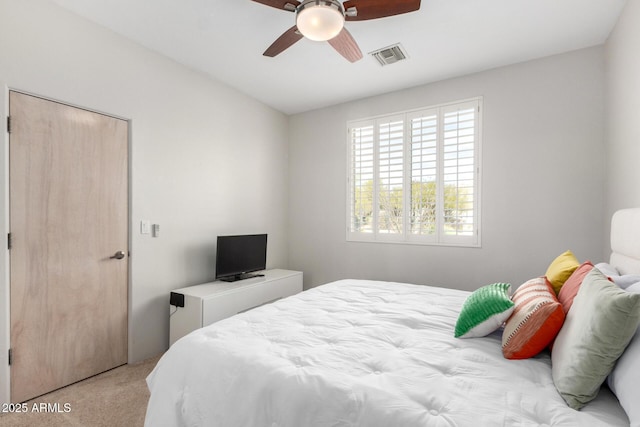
[{"x1": 145, "y1": 279, "x2": 629, "y2": 427}]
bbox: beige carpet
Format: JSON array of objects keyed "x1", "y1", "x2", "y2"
[{"x1": 0, "y1": 355, "x2": 161, "y2": 427}]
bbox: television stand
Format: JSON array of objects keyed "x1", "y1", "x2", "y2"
[
  {"x1": 219, "y1": 273, "x2": 265, "y2": 282},
  {"x1": 169, "y1": 269, "x2": 303, "y2": 345}
]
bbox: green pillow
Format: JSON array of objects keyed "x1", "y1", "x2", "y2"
[
  {"x1": 551, "y1": 268, "x2": 640, "y2": 409},
  {"x1": 455, "y1": 283, "x2": 514, "y2": 338}
]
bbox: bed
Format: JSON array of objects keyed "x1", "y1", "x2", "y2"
[{"x1": 145, "y1": 208, "x2": 640, "y2": 427}]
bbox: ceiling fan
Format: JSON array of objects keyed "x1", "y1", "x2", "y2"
[{"x1": 252, "y1": 0, "x2": 421, "y2": 62}]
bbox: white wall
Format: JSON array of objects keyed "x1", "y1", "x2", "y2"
[
  {"x1": 289, "y1": 47, "x2": 606, "y2": 291},
  {"x1": 0, "y1": 0, "x2": 289, "y2": 403},
  {"x1": 604, "y1": 0, "x2": 640, "y2": 250}
]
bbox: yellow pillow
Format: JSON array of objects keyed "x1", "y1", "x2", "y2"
[{"x1": 545, "y1": 250, "x2": 580, "y2": 294}]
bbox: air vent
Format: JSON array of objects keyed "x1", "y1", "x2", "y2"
[{"x1": 369, "y1": 43, "x2": 408, "y2": 66}]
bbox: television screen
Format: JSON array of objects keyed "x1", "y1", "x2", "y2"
[{"x1": 215, "y1": 234, "x2": 267, "y2": 282}]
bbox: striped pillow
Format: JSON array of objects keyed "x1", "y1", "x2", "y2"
[{"x1": 502, "y1": 277, "x2": 565, "y2": 359}]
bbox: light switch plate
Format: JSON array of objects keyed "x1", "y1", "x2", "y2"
[{"x1": 140, "y1": 220, "x2": 151, "y2": 234}]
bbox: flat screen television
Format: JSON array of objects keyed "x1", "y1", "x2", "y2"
[{"x1": 215, "y1": 234, "x2": 267, "y2": 282}]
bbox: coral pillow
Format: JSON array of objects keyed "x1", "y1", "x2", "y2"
[
  {"x1": 502, "y1": 277, "x2": 565, "y2": 359},
  {"x1": 557, "y1": 261, "x2": 593, "y2": 314},
  {"x1": 545, "y1": 250, "x2": 580, "y2": 294}
]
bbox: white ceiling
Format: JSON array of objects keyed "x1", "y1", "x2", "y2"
[{"x1": 51, "y1": 0, "x2": 627, "y2": 115}]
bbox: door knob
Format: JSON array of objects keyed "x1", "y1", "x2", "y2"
[{"x1": 110, "y1": 251, "x2": 126, "y2": 260}]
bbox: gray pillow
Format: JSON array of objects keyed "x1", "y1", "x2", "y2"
[{"x1": 551, "y1": 268, "x2": 640, "y2": 410}]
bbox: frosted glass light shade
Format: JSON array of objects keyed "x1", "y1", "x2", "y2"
[{"x1": 296, "y1": 1, "x2": 345, "y2": 42}]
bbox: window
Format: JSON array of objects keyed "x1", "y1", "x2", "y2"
[{"x1": 347, "y1": 98, "x2": 481, "y2": 246}]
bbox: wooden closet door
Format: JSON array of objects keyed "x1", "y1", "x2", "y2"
[{"x1": 9, "y1": 91, "x2": 128, "y2": 403}]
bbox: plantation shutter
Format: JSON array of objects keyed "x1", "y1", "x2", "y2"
[
  {"x1": 377, "y1": 117, "x2": 404, "y2": 236},
  {"x1": 349, "y1": 121, "x2": 375, "y2": 236},
  {"x1": 408, "y1": 109, "x2": 438, "y2": 239},
  {"x1": 441, "y1": 101, "x2": 478, "y2": 242},
  {"x1": 347, "y1": 98, "x2": 481, "y2": 246}
]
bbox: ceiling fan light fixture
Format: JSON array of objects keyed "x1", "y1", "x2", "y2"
[{"x1": 296, "y1": 0, "x2": 345, "y2": 42}]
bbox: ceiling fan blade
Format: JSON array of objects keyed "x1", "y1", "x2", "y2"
[
  {"x1": 251, "y1": 0, "x2": 300, "y2": 11},
  {"x1": 328, "y1": 28, "x2": 363, "y2": 63},
  {"x1": 263, "y1": 26, "x2": 304, "y2": 57},
  {"x1": 343, "y1": 0, "x2": 421, "y2": 21}
]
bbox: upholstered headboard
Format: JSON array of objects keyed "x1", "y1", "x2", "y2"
[{"x1": 610, "y1": 208, "x2": 640, "y2": 275}]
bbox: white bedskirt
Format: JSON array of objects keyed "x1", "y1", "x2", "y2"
[{"x1": 145, "y1": 279, "x2": 629, "y2": 426}]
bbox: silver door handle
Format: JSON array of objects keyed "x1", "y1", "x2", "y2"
[{"x1": 110, "y1": 251, "x2": 126, "y2": 260}]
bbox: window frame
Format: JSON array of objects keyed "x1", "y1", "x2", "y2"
[{"x1": 346, "y1": 97, "x2": 482, "y2": 247}]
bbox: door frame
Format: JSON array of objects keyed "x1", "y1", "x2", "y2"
[{"x1": 0, "y1": 84, "x2": 133, "y2": 404}]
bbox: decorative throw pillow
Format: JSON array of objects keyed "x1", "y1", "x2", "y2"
[
  {"x1": 545, "y1": 250, "x2": 580, "y2": 295},
  {"x1": 613, "y1": 275, "x2": 640, "y2": 289},
  {"x1": 502, "y1": 277, "x2": 565, "y2": 359},
  {"x1": 607, "y1": 282, "x2": 640, "y2": 426},
  {"x1": 551, "y1": 268, "x2": 640, "y2": 410},
  {"x1": 455, "y1": 283, "x2": 514, "y2": 339},
  {"x1": 594, "y1": 262, "x2": 618, "y2": 277},
  {"x1": 594, "y1": 262, "x2": 640, "y2": 289},
  {"x1": 557, "y1": 261, "x2": 594, "y2": 314}
]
